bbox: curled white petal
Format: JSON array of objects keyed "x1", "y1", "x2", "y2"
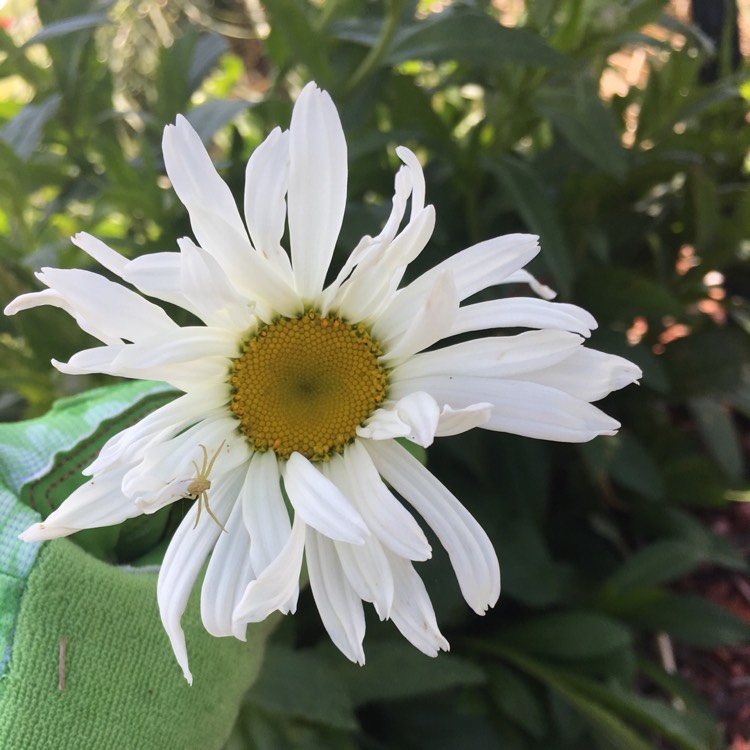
[
  {"x1": 240, "y1": 450, "x2": 292, "y2": 575},
  {"x1": 233, "y1": 513, "x2": 305, "y2": 623},
  {"x1": 388, "y1": 551, "x2": 449, "y2": 657},
  {"x1": 283, "y1": 452, "x2": 369, "y2": 544},
  {"x1": 366, "y1": 439, "x2": 500, "y2": 615},
  {"x1": 390, "y1": 375, "x2": 622, "y2": 441},
  {"x1": 332, "y1": 444, "x2": 431, "y2": 562},
  {"x1": 201, "y1": 469, "x2": 255, "y2": 640},
  {"x1": 451, "y1": 298, "x2": 597, "y2": 338},
  {"x1": 306, "y1": 527, "x2": 366, "y2": 664},
  {"x1": 156, "y1": 486, "x2": 233, "y2": 684},
  {"x1": 434, "y1": 403, "x2": 493, "y2": 437},
  {"x1": 358, "y1": 391, "x2": 440, "y2": 448},
  {"x1": 19, "y1": 464, "x2": 136, "y2": 541},
  {"x1": 509, "y1": 347, "x2": 642, "y2": 401}
]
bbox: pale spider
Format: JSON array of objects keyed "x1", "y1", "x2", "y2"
[{"x1": 185, "y1": 441, "x2": 227, "y2": 532}]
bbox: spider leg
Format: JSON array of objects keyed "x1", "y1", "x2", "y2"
[
  {"x1": 193, "y1": 494, "x2": 204, "y2": 529},
  {"x1": 205, "y1": 440, "x2": 226, "y2": 477},
  {"x1": 198, "y1": 444, "x2": 209, "y2": 475},
  {"x1": 203, "y1": 491, "x2": 227, "y2": 533}
]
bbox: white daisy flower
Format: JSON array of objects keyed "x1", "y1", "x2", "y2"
[{"x1": 6, "y1": 82, "x2": 641, "y2": 684}]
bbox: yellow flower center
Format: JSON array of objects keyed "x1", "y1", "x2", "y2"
[{"x1": 229, "y1": 310, "x2": 387, "y2": 461}]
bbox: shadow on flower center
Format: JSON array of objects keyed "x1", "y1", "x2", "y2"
[{"x1": 229, "y1": 309, "x2": 387, "y2": 461}]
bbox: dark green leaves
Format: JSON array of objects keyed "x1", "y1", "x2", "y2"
[{"x1": 387, "y1": 8, "x2": 563, "y2": 68}]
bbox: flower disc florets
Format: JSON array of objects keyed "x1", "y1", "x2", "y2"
[{"x1": 229, "y1": 309, "x2": 387, "y2": 461}]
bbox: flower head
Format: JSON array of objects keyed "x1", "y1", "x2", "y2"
[{"x1": 6, "y1": 83, "x2": 641, "y2": 683}]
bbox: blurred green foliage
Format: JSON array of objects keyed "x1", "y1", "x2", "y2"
[{"x1": 1, "y1": 0, "x2": 750, "y2": 747}]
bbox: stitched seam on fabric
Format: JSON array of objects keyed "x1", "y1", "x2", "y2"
[{"x1": 27, "y1": 391, "x2": 176, "y2": 512}]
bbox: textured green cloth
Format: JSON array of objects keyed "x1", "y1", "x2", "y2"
[{"x1": 0, "y1": 382, "x2": 275, "y2": 749}]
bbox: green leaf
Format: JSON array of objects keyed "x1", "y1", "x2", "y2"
[
  {"x1": 654, "y1": 508, "x2": 749, "y2": 572},
  {"x1": 487, "y1": 663, "x2": 547, "y2": 739},
  {"x1": 532, "y1": 74, "x2": 628, "y2": 179},
  {"x1": 494, "y1": 647, "x2": 716, "y2": 750},
  {"x1": 626, "y1": 592, "x2": 750, "y2": 648},
  {"x1": 187, "y1": 33, "x2": 228, "y2": 95},
  {"x1": 24, "y1": 12, "x2": 110, "y2": 46},
  {"x1": 1, "y1": 95, "x2": 61, "y2": 160},
  {"x1": 493, "y1": 649, "x2": 655, "y2": 750},
  {"x1": 245, "y1": 646, "x2": 358, "y2": 731},
  {"x1": 339, "y1": 640, "x2": 484, "y2": 705},
  {"x1": 263, "y1": 0, "x2": 334, "y2": 85},
  {"x1": 387, "y1": 9, "x2": 563, "y2": 68},
  {"x1": 605, "y1": 540, "x2": 706, "y2": 591},
  {"x1": 583, "y1": 682, "x2": 718, "y2": 750},
  {"x1": 581, "y1": 431, "x2": 664, "y2": 500},
  {"x1": 185, "y1": 100, "x2": 250, "y2": 144},
  {"x1": 688, "y1": 396, "x2": 744, "y2": 481},
  {"x1": 664, "y1": 330, "x2": 749, "y2": 399},
  {"x1": 561, "y1": 673, "x2": 718, "y2": 750},
  {"x1": 494, "y1": 515, "x2": 570, "y2": 607},
  {"x1": 663, "y1": 455, "x2": 730, "y2": 508},
  {"x1": 490, "y1": 155, "x2": 573, "y2": 296},
  {"x1": 576, "y1": 268, "x2": 682, "y2": 326},
  {"x1": 234, "y1": 704, "x2": 357, "y2": 750},
  {"x1": 498, "y1": 611, "x2": 633, "y2": 660}
]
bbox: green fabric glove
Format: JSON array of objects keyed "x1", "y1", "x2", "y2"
[{"x1": 0, "y1": 382, "x2": 275, "y2": 750}]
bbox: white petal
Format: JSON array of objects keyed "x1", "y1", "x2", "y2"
[
  {"x1": 378, "y1": 271, "x2": 459, "y2": 362},
  {"x1": 510, "y1": 347, "x2": 642, "y2": 401},
  {"x1": 244, "y1": 127, "x2": 294, "y2": 280},
  {"x1": 71, "y1": 232, "x2": 128, "y2": 276},
  {"x1": 288, "y1": 83, "x2": 347, "y2": 299},
  {"x1": 367, "y1": 165, "x2": 412, "y2": 247},
  {"x1": 283, "y1": 452, "x2": 369, "y2": 544},
  {"x1": 450, "y1": 298, "x2": 598, "y2": 338},
  {"x1": 358, "y1": 391, "x2": 440, "y2": 448},
  {"x1": 322, "y1": 460, "x2": 394, "y2": 618},
  {"x1": 387, "y1": 551, "x2": 449, "y2": 657},
  {"x1": 306, "y1": 527, "x2": 366, "y2": 664},
  {"x1": 162, "y1": 115, "x2": 249, "y2": 257},
  {"x1": 21, "y1": 267, "x2": 176, "y2": 345},
  {"x1": 395, "y1": 146, "x2": 425, "y2": 216},
  {"x1": 334, "y1": 442, "x2": 430, "y2": 562},
  {"x1": 334, "y1": 535, "x2": 394, "y2": 619},
  {"x1": 54, "y1": 324, "x2": 237, "y2": 386},
  {"x1": 115, "y1": 327, "x2": 238, "y2": 368},
  {"x1": 201, "y1": 467, "x2": 255, "y2": 640},
  {"x1": 321, "y1": 172, "x2": 408, "y2": 314},
  {"x1": 55, "y1": 348, "x2": 230, "y2": 391},
  {"x1": 390, "y1": 375, "x2": 621, "y2": 441},
  {"x1": 240, "y1": 450, "x2": 292, "y2": 575},
  {"x1": 163, "y1": 116, "x2": 299, "y2": 317},
  {"x1": 434, "y1": 403, "x2": 493, "y2": 437},
  {"x1": 502, "y1": 269, "x2": 556, "y2": 299},
  {"x1": 5, "y1": 289, "x2": 74, "y2": 321},
  {"x1": 392, "y1": 330, "x2": 584, "y2": 380},
  {"x1": 156, "y1": 485, "x2": 234, "y2": 684},
  {"x1": 18, "y1": 464, "x2": 136, "y2": 541},
  {"x1": 375, "y1": 234, "x2": 539, "y2": 341},
  {"x1": 336, "y1": 206, "x2": 436, "y2": 323},
  {"x1": 322, "y1": 146, "x2": 425, "y2": 311},
  {"x1": 118, "y1": 252, "x2": 195, "y2": 313},
  {"x1": 177, "y1": 238, "x2": 256, "y2": 329},
  {"x1": 366, "y1": 439, "x2": 500, "y2": 614},
  {"x1": 233, "y1": 513, "x2": 305, "y2": 622},
  {"x1": 86, "y1": 389, "x2": 213, "y2": 475},
  {"x1": 129, "y1": 418, "x2": 247, "y2": 510}
]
